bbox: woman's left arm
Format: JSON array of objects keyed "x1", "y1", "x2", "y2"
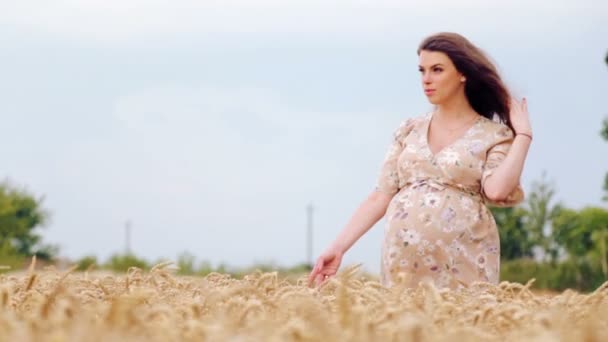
[{"x1": 483, "y1": 98, "x2": 532, "y2": 201}]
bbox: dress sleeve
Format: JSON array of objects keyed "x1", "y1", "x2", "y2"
[
  {"x1": 481, "y1": 124, "x2": 525, "y2": 207},
  {"x1": 375, "y1": 118, "x2": 415, "y2": 196}
]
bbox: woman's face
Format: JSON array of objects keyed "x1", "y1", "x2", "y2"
[{"x1": 418, "y1": 50, "x2": 465, "y2": 105}]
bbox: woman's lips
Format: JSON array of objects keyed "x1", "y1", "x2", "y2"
[{"x1": 424, "y1": 89, "x2": 436, "y2": 96}]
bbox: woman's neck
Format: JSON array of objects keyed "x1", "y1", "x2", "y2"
[{"x1": 435, "y1": 96, "x2": 477, "y2": 121}]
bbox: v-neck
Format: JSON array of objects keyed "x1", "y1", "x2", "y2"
[{"x1": 424, "y1": 112, "x2": 481, "y2": 159}]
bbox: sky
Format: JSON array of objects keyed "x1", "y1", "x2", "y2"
[{"x1": 1, "y1": 0, "x2": 607, "y2": 273}]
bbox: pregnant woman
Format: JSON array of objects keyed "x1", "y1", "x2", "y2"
[{"x1": 309, "y1": 32, "x2": 532, "y2": 290}]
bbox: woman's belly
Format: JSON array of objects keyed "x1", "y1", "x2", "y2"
[{"x1": 381, "y1": 182, "x2": 500, "y2": 288}]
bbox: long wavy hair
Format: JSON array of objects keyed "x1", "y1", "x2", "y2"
[{"x1": 417, "y1": 32, "x2": 513, "y2": 132}]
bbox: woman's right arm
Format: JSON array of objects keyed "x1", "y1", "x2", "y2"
[
  {"x1": 327, "y1": 190, "x2": 393, "y2": 254},
  {"x1": 309, "y1": 117, "x2": 414, "y2": 286},
  {"x1": 308, "y1": 190, "x2": 392, "y2": 286},
  {"x1": 334, "y1": 116, "x2": 416, "y2": 251}
]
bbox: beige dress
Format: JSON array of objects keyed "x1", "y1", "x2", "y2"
[{"x1": 376, "y1": 112, "x2": 524, "y2": 289}]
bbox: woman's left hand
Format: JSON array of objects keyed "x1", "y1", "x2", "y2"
[{"x1": 510, "y1": 97, "x2": 532, "y2": 136}]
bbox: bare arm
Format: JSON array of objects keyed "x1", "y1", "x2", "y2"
[
  {"x1": 329, "y1": 190, "x2": 393, "y2": 254},
  {"x1": 483, "y1": 97, "x2": 532, "y2": 202},
  {"x1": 482, "y1": 134, "x2": 531, "y2": 201},
  {"x1": 309, "y1": 118, "x2": 413, "y2": 286}
]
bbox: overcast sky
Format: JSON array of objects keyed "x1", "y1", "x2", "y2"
[{"x1": 1, "y1": 0, "x2": 607, "y2": 273}]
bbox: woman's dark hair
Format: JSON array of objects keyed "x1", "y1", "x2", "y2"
[{"x1": 418, "y1": 32, "x2": 513, "y2": 132}]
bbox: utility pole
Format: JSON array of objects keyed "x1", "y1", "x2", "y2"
[
  {"x1": 306, "y1": 203, "x2": 314, "y2": 269},
  {"x1": 125, "y1": 220, "x2": 132, "y2": 255}
]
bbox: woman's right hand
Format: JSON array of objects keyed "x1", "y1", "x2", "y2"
[{"x1": 307, "y1": 246, "x2": 344, "y2": 287}]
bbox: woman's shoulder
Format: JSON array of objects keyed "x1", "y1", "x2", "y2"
[
  {"x1": 396, "y1": 112, "x2": 430, "y2": 131},
  {"x1": 390, "y1": 113, "x2": 429, "y2": 140}
]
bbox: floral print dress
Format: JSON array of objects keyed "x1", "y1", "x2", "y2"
[{"x1": 376, "y1": 112, "x2": 524, "y2": 289}]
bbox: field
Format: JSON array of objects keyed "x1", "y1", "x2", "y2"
[{"x1": 1, "y1": 262, "x2": 607, "y2": 341}]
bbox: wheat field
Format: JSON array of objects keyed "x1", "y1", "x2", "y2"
[{"x1": 0, "y1": 261, "x2": 607, "y2": 342}]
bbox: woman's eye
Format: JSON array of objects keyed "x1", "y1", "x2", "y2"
[{"x1": 433, "y1": 68, "x2": 443, "y2": 72}]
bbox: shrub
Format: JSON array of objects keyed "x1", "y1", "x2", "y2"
[{"x1": 105, "y1": 253, "x2": 149, "y2": 272}]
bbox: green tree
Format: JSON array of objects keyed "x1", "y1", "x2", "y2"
[
  {"x1": 492, "y1": 206, "x2": 533, "y2": 260},
  {"x1": 0, "y1": 181, "x2": 56, "y2": 260},
  {"x1": 603, "y1": 52, "x2": 608, "y2": 201},
  {"x1": 591, "y1": 228, "x2": 608, "y2": 278},
  {"x1": 105, "y1": 253, "x2": 149, "y2": 272},
  {"x1": 523, "y1": 173, "x2": 562, "y2": 262},
  {"x1": 603, "y1": 172, "x2": 608, "y2": 203},
  {"x1": 602, "y1": 117, "x2": 608, "y2": 202},
  {"x1": 492, "y1": 173, "x2": 561, "y2": 261},
  {"x1": 76, "y1": 255, "x2": 98, "y2": 271},
  {"x1": 552, "y1": 207, "x2": 608, "y2": 278},
  {"x1": 176, "y1": 251, "x2": 196, "y2": 275}
]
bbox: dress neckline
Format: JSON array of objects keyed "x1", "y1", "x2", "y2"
[{"x1": 424, "y1": 112, "x2": 482, "y2": 158}]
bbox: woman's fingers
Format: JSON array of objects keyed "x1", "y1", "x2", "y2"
[
  {"x1": 315, "y1": 273, "x2": 325, "y2": 287},
  {"x1": 511, "y1": 97, "x2": 519, "y2": 107},
  {"x1": 308, "y1": 259, "x2": 324, "y2": 286},
  {"x1": 315, "y1": 273, "x2": 333, "y2": 287},
  {"x1": 308, "y1": 266, "x2": 318, "y2": 286},
  {"x1": 307, "y1": 272, "x2": 315, "y2": 286},
  {"x1": 515, "y1": 97, "x2": 529, "y2": 117},
  {"x1": 309, "y1": 268, "x2": 338, "y2": 288},
  {"x1": 308, "y1": 253, "x2": 341, "y2": 288},
  {"x1": 309, "y1": 268, "x2": 321, "y2": 283}
]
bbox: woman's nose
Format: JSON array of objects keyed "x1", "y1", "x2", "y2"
[{"x1": 422, "y1": 72, "x2": 431, "y2": 83}]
